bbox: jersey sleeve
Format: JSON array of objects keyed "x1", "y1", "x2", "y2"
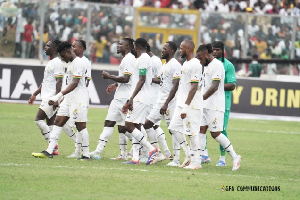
[
  {"x1": 225, "y1": 62, "x2": 236, "y2": 85},
  {"x1": 189, "y1": 63, "x2": 201, "y2": 83},
  {"x1": 123, "y1": 57, "x2": 134, "y2": 76},
  {"x1": 211, "y1": 63, "x2": 223, "y2": 81},
  {"x1": 73, "y1": 60, "x2": 85, "y2": 79},
  {"x1": 54, "y1": 60, "x2": 64, "y2": 78},
  {"x1": 138, "y1": 56, "x2": 150, "y2": 75},
  {"x1": 86, "y1": 61, "x2": 92, "y2": 81},
  {"x1": 172, "y1": 63, "x2": 181, "y2": 80}
]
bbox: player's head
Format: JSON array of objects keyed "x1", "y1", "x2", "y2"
[
  {"x1": 212, "y1": 41, "x2": 224, "y2": 62},
  {"x1": 72, "y1": 39, "x2": 86, "y2": 57},
  {"x1": 252, "y1": 54, "x2": 258, "y2": 60},
  {"x1": 117, "y1": 38, "x2": 134, "y2": 55},
  {"x1": 57, "y1": 41, "x2": 73, "y2": 62},
  {"x1": 196, "y1": 43, "x2": 213, "y2": 66},
  {"x1": 161, "y1": 41, "x2": 177, "y2": 59},
  {"x1": 44, "y1": 39, "x2": 61, "y2": 56},
  {"x1": 134, "y1": 38, "x2": 148, "y2": 57},
  {"x1": 179, "y1": 40, "x2": 195, "y2": 59}
]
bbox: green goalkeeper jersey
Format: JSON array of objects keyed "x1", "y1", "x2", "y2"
[{"x1": 217, "y1": 58, "x2": 236, "y2": 111}]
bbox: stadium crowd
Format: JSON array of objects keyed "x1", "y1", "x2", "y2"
[{"x1": 0, "y1": 0, "x2": 299, "y2": 75}]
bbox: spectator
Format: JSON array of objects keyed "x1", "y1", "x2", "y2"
[
  {"x1": 260, "y1": 48, "x2": 272, "y2": 59},
  {"x1": 248, "y1": 19, "x2": 259, "y2": 37},
  {"x1": 0, "y1": 17, "x2": 16, "y2": 58},
  {"x1": 247, "y1": 54, "x2": 263, "y2": 77},
  {"x1": 217, "y1": 0, "x2": 230, "y2": 12},
  {"x1": 255, "y1": 36, "x2": 267, "y2": 55},
  {"x1": 265, "y1": 27, "x2": 276, "y2": 45},
  {"x1": 254, "y1": 1, "x2": 265, "y2": 14},
  {"x1": 94, "y1": 34, "x2": 108, "y2": 63},
  {"x1": 22, "y1": 17, "x2": 34, "y2": 58}
]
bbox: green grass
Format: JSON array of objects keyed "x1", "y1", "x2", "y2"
[{"x1": 0, "y1": 102, "x2": 299, "y2": 200}]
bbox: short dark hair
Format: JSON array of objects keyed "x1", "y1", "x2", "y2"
[
  {"x1": 57, "y1": 41, "x2": 72, "y2": 53},
  {"x1": 253, "y1": 54, "x2": 258, "y2": 59},
  {"x1": 135, "y1": 38, "x2": 148, "y2": 50},
  {"x1": 196, "y1": 43, "x2": 213, "y2": 54},
  {"x1": 76, "y1": 39, "x2": 86, "y2": 50},
  {"x1": 212, "y1": 41, "x2": 225, "y2": 62},
  {"x1": 51, "y1": 39, "x2": 61, "y2": 48},
  {"x1": 166, "y1": 41, "x2": 177, "y2": 52},
  {"x1": 122, "y1": 38, "x2": 135, "y2": 54}
]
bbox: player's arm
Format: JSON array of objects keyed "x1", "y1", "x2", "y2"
[
  {"x1": 224, "y1": 63, "x2": 236, "y2": 91},
  {"x1": 28, "y1": 83, "x2": 42, "y2": 105},
  {"x1": 246, "y1": 64, "x2": 253, "y2": 77},
  {"x1": 160, "y1": 78, "x2": 180, "y2": 115},
  {"x1": 152, "y1": 77, "x2": 160, "y2": 84},
  {"x1": 181, "y1": 82, "x2": 198, "y2": 119},
  {"x1": 203, "y1": 80, "x2": 220, "y2": 100},
  {"x1": 52, "y1": 77, "x2": 63, "y2": 110},
  {"x1": 102, "y1": 71, "x2": 131, "y2": 83}
]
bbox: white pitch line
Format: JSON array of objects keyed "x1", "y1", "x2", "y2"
[
  {"x1": 228, "y1": 128, "x2": 300, "y2": 135},
  {"x1": 0, "y1": 162, "x2": 297, "y2": 182}
]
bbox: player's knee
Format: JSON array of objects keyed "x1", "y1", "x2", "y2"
[
  {"x1": 118, "y1": 125, "x2": 126, "y2": 133},
  {"x1": 125, "y1": 122, "x2": 134, "y2": 133},
  {"x1": 143, "y1": 120, "x2": 153, "y2": 130},
  {"x1": 104, "y1": 120, "x2": 115, "y2": 127}
]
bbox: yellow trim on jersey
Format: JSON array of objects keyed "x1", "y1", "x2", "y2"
[
  {"x1": 123, "y1": 72, "x2": 132, "y2": 76},
  {"x1": 190, "y1": 79, "x2": 199, "y2": 83},
  {"x1": 212, "y1": 78, "x2": 221, "y2": 81},
  {"x1": 73, "y1": 75, "x2": 82, "y2": 79},
  {"x1": 87, "y1": 77, "x2": 91, "y2": 80},
  {"x1": 157, "y1": 76, "x2": 161, "y2": 79},
  {"x1": 55, "y1": 75, "x2": 63, "y2": 78},
  {"x1": 173, "y1": 76, "x2": 180, "y2": 80}
]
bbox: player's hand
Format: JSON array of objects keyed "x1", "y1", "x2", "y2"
[
  {"x1": 128, "y1": 99, "x2": 133, "y2": 111},
  {"x1": 160, "y1": 103, "x2": 168, "y2": 115},
  {"x1": 52, "y1": 101, "x2": 59, "y2": 111},
  {"x1": 48, "y1": 92, "x2": 63, "y2": 106},
  {"x1": 122, "y1": 102, "x2": 129, "y2": 114},
  {"x1": 180, "y1": 104, "x2": 189, "y2": 119},
  {"x1": 28, "y1": 95, "x2": 36, "y2": 105},
  {"x1": 106, "y1": 83, "x2": 117, "y2": 94},
  {"x1": 102, "y1": 71, "x2": 110, "y2": 79}
]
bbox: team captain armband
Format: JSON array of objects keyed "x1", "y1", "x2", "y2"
[
  {"x1": 139, "y1": 69, "x2": 147, "y2": 75},
  {"x1": 190, "y1": 79, "x2": 199, "y2": 83},
  {"x1": 123, "y1": 72, "x2": 132, "y2": 76},
  {"x1": 212, "y1": 78, "x2": 221, "y2": 81},
  {"x1": 73, "y1": 75, "x2": 82, "y2": 79},
  {"x1": 173, "y1": 76, "x2": 180, "y2": 80},
  {"x1": 55, "y1": 75, "x2": 64, "y2": 78}
]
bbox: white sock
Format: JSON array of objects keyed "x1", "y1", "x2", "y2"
[
  {"x1": 146, "y1": 128, "x2": 159, "y2": 149},
  {"x1": 189, "y1": 135, "x2": 200, "y2": 166},
  {"x1": 46, "y1": 126, "x2": 63, "y2": 154},
  {"x1": 35, "y1": 120, "x2": 50, "y2": 141},
  {"x1": 171, "y1": 133, "x2": 180, "y2": 163},
  {"x1": 203, "y1": 149, "x2": 208, "y2": 157},
  {"x1": 198, "y1": 133, "x2": 206, "y2": 158},
  {"x1": 156, "y1": 127, "x2": 171, "y2": 155},
  {"x1": 80, "y1": 128, "x2": 90, "y2": 158},
  {"x1": 140, "y1": 127, "x2": 148, "y2": 156},
  {"x1": 131, "y1": 128, "x2": 155, "y2": 152},
  {"x1": 63, "y1": 124, "x2": 76, "y2": 142},
  {"x1": 172, "y1": 130, "x2": 190, "y2": 158},
  {"x1": 214, "y1": 134, "x2": 238, "y2": 159},
  {"x1": 75, "y1": 131, "x2": 82, "y2": 155},
  {"x1": 49, "y1": 125, "x2": 54, "y2": 132},
  {"x1": 119, "y1": 133, "x2": 128, "y2": 156},
  {"x1": 124, "y1": 131, "x2": 132, "y2": 141},
  {"x1": 132, "y1": 137, "x2": 140, "y2": 161},
  {"x1": 95, "y1": 127, "x2": 114, "y2": 154},
  {"x1": 219, "y1": 155, "x2": 226, "y2": 162}
]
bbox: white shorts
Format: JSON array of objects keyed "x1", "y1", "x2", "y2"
[
  {"x1": 146, "y1": 104, "x2": 161, "y2": 126},
  {"x1": 147, "y1": 99, "x2": 176, "y2": 127},
  {"x1": 39, "y1": 99, "x2": 58, "y2": 119},
  {"x1": 125, "y1": 102, "x2": 148, "y2": 124},
  {"x1": 57, "y1": 100, "x2": 88, "y2": 122},
  {"x1": 106, "y1": 98, "x2": 127, "y2": 126},
  {"x1": 201, "y1": 109, "x2": 224, "y2": 132},
  {"x1": 169, "y1": 106, "x2": 202, "y2": 136}
]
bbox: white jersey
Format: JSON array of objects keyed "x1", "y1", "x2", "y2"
[
  {"x1": 150, "y1": 55, "x2": 162, "y2": 105},
  {"x1": 203, "y1": 58, "x2": 225, "y2": 112},
  {"x1": 114, "y1": 52, "x2": 135, "y2": 100},
  {"x1": 156, "y1": 58, "x2": 181, "y2": 104},
  {"x1": 176, "y1": 58, "x2": 203, "y2": 109},
  {"x1": 81, "y1": 56, "x2": 92, "y2": 84},
  {"x1": 130, "y1": 53, "x2": 152, "y2": 105},
  {"x1": 64, "y1": 57, "x2": 89, "y2": 106},
  {"x1": 41, "y1": 57, "x2": 64, "y2": 100}
]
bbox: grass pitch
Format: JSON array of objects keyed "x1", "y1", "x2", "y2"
[{"x1": 0, "y1": 103, "x2": 299, "y2": 200}]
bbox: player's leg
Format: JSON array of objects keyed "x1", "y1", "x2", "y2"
[
  {"x1": 45, "y1": 113, "x2": 60, "y2": 155},
  {"x1": 168, "y1": 107, "x2": 191, "y2": 167},
  {"x1": 184, "y1": 134, "x2": 200, "y2": 169},
  {"x1": 199, "y1": 109, "x2": 210, "y2": 164},
  {"x1": 217, "y1": 110, "x2": 230, "y2": 166},
  {"x1": 114, "y1": 125, "x2": 128, "y2": 160},
  {"x1": 166, "y1": 130, "x2": 180, "y2": 166},
  {"x1": 89, "y1": 120, "x2": 116, "y2": 160},
  {"x1": 209, "y1": 111, "x2": 241, "y2": 171},
  {"x1": 155, "y1": 125, "x2": 172, "y2": 158},
  {"x1": 34, "y1": 108, "x2": 51, "y2": 142},
  {"x1": 75, "y1": 122, "x2": 90, "y2": 160}
]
